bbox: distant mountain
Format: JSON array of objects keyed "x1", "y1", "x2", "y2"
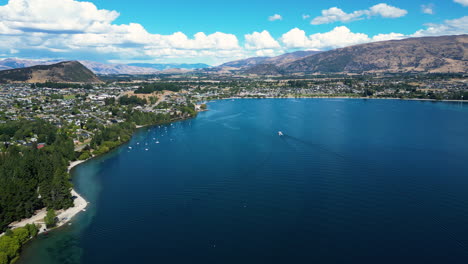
[
  {"x1": 281, "y1": 35, "x2": 468, "y2": 74},
  {"x1": 128, "y1": 63, "x2": 210, "y2": 70},
  {"x1": 217, "y1": 57, "x2": 270, "y2": 69},
  {"x1": 79, "y1": 61, "x2": 159, "y2": 75},
  {"x1": 0, "y1": 58, "x2": 62, "y2": 70},
  {"x1": 215, "y1": 50, "x2": 321, "y2": 72},
  {"x1": 244, "y1": 64, "x2": 284, "y2": 75},
  {"x1": 0, "y1": 61, "x2": 101, "y2": 83},
  {"x1": 0, "y1": 58, "x2": 159, "y2": 75}
]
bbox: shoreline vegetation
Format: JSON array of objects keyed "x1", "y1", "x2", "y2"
[{"x1": 221, "y1": 95, "x2": 467, "y2": 103}]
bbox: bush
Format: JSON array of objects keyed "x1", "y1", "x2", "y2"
[
  {"x1": 12, "y1": 228, "x2": 29, "y2": 244},
  {"x1": 0, "y1": 235, "x2": 20, "y2": 261},
  {"x1": 0, "y1": 252, "x2": 8, "y2": 264},
  {"x1": 78, "y1": 151, "x2": 91, "y2": 160},
  {"x1": 25, "y1": 224, "x2": 38, "y2": 238},
  {"x1": 44, "y1": 209, "x2": 57, "y2": 228}
]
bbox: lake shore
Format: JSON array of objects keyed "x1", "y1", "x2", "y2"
[
  {"x1": 224, "y1": 96, "x2": 467, "y2": 103},
  {"x1": 0, "y1": 161, "x2": 88, "y2": 237}
]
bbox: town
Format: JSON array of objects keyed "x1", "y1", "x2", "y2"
[{"x1": 0, "y1": 73, "x2": 467, "y2": 156}]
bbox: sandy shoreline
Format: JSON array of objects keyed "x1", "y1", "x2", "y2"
[{"x1": 0, "y1": 160, "x2": 88, "y2": 236}]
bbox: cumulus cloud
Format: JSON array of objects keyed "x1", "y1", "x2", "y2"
[
  {"x1": 244, "y1": 30, "x2": 280, "y2": 49},
  {"x1": 280, "y1": 27, "x2": 409, "y2": 50},
  {"x1": 412, "y1": 16, "x2": 468, "y2": 37},
  {"x1": 268, "y1": 14, "x2": 282, "y2": 21},
  {"x1": 0, "y1": 0, "x2": 119, "y2": 33},
  {"x1": 282, "y1": 16, "x2": 467, "y2": 50},
  {"x1": 0, "y1": 0, "x2": 466, "y2": 64},
  {"x1": 311, "y1": 3, "x2": 407, "y2": 25},
  {"x1": 281, "y1": 26, "x2": 372, "y2": 49},
  {"x1": 369, "y1": 3, "x2": 408, "y2": 18},
  {"x1": 372, "y1": 32, "x2": 405, "y2": 41},
  {"x1": 0, "y1": 0, "x2": 242, "y2": 64},
  {"x1": 421, "y1": 4, "x2": 435, "y2": 14},
  {"x1": 454, "y1": 0, "x2": 468, "y2": 6}
]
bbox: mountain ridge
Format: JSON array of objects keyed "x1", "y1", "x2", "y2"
[
  {"x1": 279, "y1": 34, "x2": 468, "y2": 74},
  {"x1": 0, "y1": 61, "x2": 101, "y2": 83}
]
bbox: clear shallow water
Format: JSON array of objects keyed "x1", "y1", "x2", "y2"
[{"x1": 19, "y1": 99, "x2": 468, "y2": 264}]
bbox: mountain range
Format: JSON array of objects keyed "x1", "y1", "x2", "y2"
[
  {"x1": 214, "y1": 50, "x2": 321, "y2": 71},
  {"x1": 128, "y1": 63, "x2": 210, "y2": 71},
  {"x1": 0, "y1": 59, "x2": 210, "y2": 75},
  {"x1": 0, "y1": 34, "x2": 466, "y2": 78},
  {"x1": 243, "y1": 35, "x2": 468, "y2": 75}
]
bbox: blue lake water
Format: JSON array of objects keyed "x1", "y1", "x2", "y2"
[{"x1": 18, "y1": 99, "x2": 468, "y2": 263}]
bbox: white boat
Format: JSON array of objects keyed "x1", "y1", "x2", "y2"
[
  {"x1": 278, "y1": 131, "x2": 284, "y2": 136},
  {"x1": 128, "y1": 146, "x2": 132, "y2": 149},
  {"x1": 156, "y1": 141, "x2": 160, "y2": 144},
  {"x1": 145, "y1": 148, "x2": 149, "y2": 151}
]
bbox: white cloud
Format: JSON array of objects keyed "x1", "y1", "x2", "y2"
[
  {"x1": 280, "y1": 27, "x2": 408, "y2": 50},
  {"x1": 0, "y1": 0, "x2": 466, "y2": 65},
  {"x1": 311, "y1": 7, "x2": 364, "y2": 25},
  {"x1": 369, "y1": 3, "x2": 407, "y2": 18},
  {"x1": 245, "y1": 30, "x2": 280, "y2": 49},
  {"x1": 255, "y1": 49, "x2": 280, "y2": 57},
  {"x1": 311, "y1": 3, "x2": 407, "y2": 25},
  {"x1": 412, "y1": 16, "x2": 468, "y2": 37},
  {"x1": 280, "y1": 26, "x2": 371, "y2": 49},
  {"x1": 454, "y1": 0, "x2": 468, "y2": 7},
  {"x1": 302, "y1": 14, "x2": 310, "y2": 20},
  {"x1": 268, "y1": 14, "x2": 282, "y2": 21},
  {"x1": 282, "y1": 16, "x2": 467, "y2": 50},
  {"x1": 372, "y1": 32, "x2": 405, "y2": 41},
  {"x1": 0, "y1": 0, "x2": 242, "y2": 64},
  {"x1": 421, "y1": 4, "x2": 435, "y2": 15},
  {"x1": 0, "y1": 0, "x2": 119, "y2": 33}
]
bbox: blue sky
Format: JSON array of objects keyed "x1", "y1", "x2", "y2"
[
  {"x1": 91, "y1": 0, "x2": 466, "y2": 36},
  {"x1": 0, "y1": 0, "x2": 467, "y2": 65}
]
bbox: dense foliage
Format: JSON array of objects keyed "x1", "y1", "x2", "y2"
[
  {"x1": 134, "y1": 83, "x2": 182, "y2": 94},
  {"x1": 0, "y1": 121, "x2": 74, "y2": 232},
  {"x1": 119, "y1": 95, "x2": 147, "y2": 106},
  {"x1": 0, "y1": 224, "x2": 38, "y2": 264},
  {"x1": 0, "y1": 120, "x2": 56, "y2": 144},
  {"x1": 32, "y1": 82, "x2": 93, "y2": 89}
]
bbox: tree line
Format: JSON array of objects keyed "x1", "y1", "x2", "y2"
[{"x1": 0, "y1": 120, "x2": 75, "y2": 232}]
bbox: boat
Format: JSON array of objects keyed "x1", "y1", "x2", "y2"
[
  {"x1": 128, "y1": 146, "x2": 132, "y2": 149},
  {"x1": 156, "y1": 141, "x2": 160, "y2": 144},
  {"x1": 278, "y1": 131, "x2": 284, "y2": 136},
  {"x1": 145, "y1": 148, "x2": 149, "y2": 151}
]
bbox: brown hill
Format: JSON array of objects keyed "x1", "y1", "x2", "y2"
[
  {"x1": 281, "y1": 35, "x2": 467, "y2": 74},
  {"x1": 0, "y1": 61, "x2": 101, "y2": 83},
  {"x1": 215, "y1": 50, "x2": 321, "y2": 72}
]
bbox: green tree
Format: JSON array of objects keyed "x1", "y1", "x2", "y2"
[
  {"x1": 12, "y1": 228, "x2": 30, "y2": 244},
  {"x1": 0, "y1": 251, "x2": 8, "y2": 264},
  {"x1": 4, "y1": 229, "x2": 13, "y2": 237},
  {"x1": 0, "y1": 235, "x2": 20, "y2": 260},
  {"x1": 25, "y1": 224, "x2": 38, "y2": 238},
  {"x1": 44, "y1": 209, "x2": 57, "y2": 228}
]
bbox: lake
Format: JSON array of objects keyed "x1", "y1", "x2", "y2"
[{"x1": 18, "y1": 99, "x2": 468, "y2": 263}]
